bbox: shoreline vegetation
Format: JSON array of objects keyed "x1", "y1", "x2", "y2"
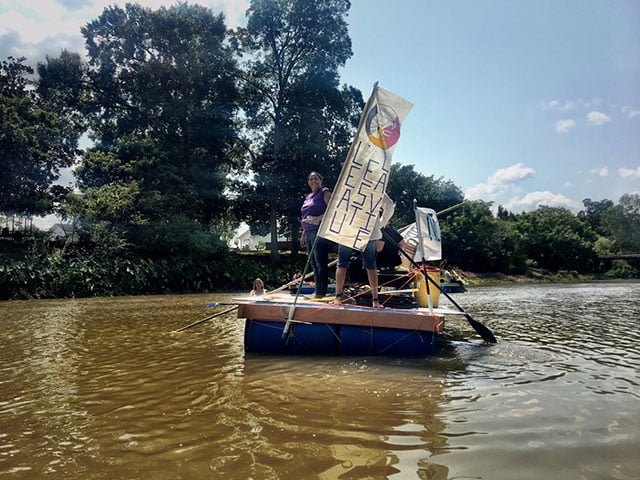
[
  {"x1": 453, "y1": 268, "x2": 594, "y2": 286},
  {"x1": 463, "y1": 272, "x2": 597, "y2": 286},
  {"x1": 1, "y1": 245, "x2": 636, "y2": 302}
]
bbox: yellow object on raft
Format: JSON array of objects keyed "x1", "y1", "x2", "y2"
[{"x1": 414, "y1": 267, "x2": 440, "y2": 308}]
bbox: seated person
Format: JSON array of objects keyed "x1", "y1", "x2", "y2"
[
  {"x1": 250, "y1": 278, "x2": 264, "y2": 296},
  {"x1": 377, "y1": 225, "x2": 407, "y2": 270},
  {"x1": 346, "y1": 224, "x2": 408, "y2": 282}
]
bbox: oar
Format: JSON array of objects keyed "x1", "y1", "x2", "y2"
[
  {"x1": 204, "y1": 301, "x2": 240, "y2": 308},
  {"x1": 173, "y1": 305, "x2": 238, "y2": 333},
  {"x1": 422, "y1": 273, "x2": 497, "y2": 343},
  {"x1": 383, "y1": 229, "x2": 497, "y2": 344}
]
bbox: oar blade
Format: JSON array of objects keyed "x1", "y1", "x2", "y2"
[{"x1": 465, "y1": 314, "x2": 497, "y2": 344}]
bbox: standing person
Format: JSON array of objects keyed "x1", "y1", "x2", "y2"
[
  {"x1": 333, "y1": 215, "x2": 383, "y2": 308},
  {"x1": 300, "y1": 171, "x2": 332, "y2": 298}
]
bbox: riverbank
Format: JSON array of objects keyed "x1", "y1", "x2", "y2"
[{"x1": 454, "y1": 268, "x2": 596, "y2": 286}]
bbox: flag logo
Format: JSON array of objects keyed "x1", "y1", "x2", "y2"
[{"x1": 366, "y1": 104, "x2": 401, "y2": 150}]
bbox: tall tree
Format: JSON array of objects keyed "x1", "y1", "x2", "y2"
[
  {"x1": 578, "y1": 198, "x2": 615, "y2": 236},
  {"x1": 515, "y1": 206, "x2": 597, "y2": 272},
  {"x1": 236, "y1": 0, "x2": 355, "y2": 261},
  {"x1": 386, "y1": 163, "x2": 464, "y2": 228},
  {"x1": 71, "y1": 3, "x2": 240, "y2": 250},
  {"x1": 602, "y1": 193, "x2": 640, "y2": 252},
  {"x1": 439, "y1": 201, "x2": 523, "y2": 272},
  {"x1": 0, "y1": 56, "x2": 79, "y2": 217}
]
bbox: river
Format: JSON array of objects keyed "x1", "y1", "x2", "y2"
[{"x1": 1, "y1": 282, "x2": 638, "y2": 479}]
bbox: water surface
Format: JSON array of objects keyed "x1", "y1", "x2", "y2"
[{"x1": 1, "y1": 282, "x2": 638, "y2": 479}]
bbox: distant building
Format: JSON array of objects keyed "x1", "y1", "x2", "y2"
[{"x1": 229, "y1": 223, "x2": 288, "y2": 250}]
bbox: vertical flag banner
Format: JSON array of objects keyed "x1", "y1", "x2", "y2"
[
  {"x1": 318, "y1": 85, "x2": 413, "y2": 251},
  {"x1": 401, "y1": 207, "x2": 442, "y2": 261}
]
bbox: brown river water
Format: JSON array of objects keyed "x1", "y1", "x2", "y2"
[{"x1": 1, "y1": 282, "x2": 639, "y2": 479}]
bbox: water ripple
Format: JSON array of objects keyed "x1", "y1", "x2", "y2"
[{"x1": 1, "y1": 285, "x2": 639, "y2": 479}]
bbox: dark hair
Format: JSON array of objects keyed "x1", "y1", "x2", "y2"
[{"x1": 307, "y1": 171, "x2": 323, "y2": 182}]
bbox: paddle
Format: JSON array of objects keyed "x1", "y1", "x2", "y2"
[
  {"x1": 179, "y1": 258, "x2": 341, "y2": 333},
  {"x1": 173, "y1": 305, "x2": 239, "y2": 333},
  {"x1": 383, "y1": 229, "x2": 497, "y2": 344}
]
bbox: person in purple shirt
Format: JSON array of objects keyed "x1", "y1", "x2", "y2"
[{"x1": 300, "y1": 171, "x2": 332, "y2": 297}]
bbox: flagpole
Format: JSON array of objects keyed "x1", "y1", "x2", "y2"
[
  {"x1": 282, "y1": 82, "x2": 381, "y2": 338},
  {"x1": 413, "y1": 198, "x2": 434, "y2": 314}
]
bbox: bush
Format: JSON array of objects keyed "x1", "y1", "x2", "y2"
[
  {"x1": 603, "y1": 260, "x2": 639, "y2": 279},
  {"x1": 0, "y1": 249, "x2": 308, "y2": 300}
]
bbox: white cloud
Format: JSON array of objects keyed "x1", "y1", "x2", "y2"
[
  {"x1": 590, "y1": 166, "x2": 608, "y2": 177},
  {"x1": 541, "y1": 99, "x2": 576, "y2": 111},
  {"x1": 541, "y1": 98, "x2": 601, "y2": 112},
  {"x1": 465, "y1": 182, "x2": 499, "y2": 199},
  {"x1": 503, "y1": 191, "x2": 581, "y2": 213},
  {"x1": 622, "y1": 105, "x2": 640, "y2": 118},
  {"x1": 555, "y1": 119, "x2": 575, "y2": 133},
  {"x1": 618, "y1": 167, "x2": 640, "y2": 178},
  {"x1": 465, "y1": 163, "x2": 535, "y2": 200},
  {"x1": 586, "y1": 111, "x2": 611, "y2": 126},
  {"x1": 0, "y1": 1, "x2": 249, "y2": 62},
  {"x1": 488, "y1": 163, "x2": 535, "y2": 184}
]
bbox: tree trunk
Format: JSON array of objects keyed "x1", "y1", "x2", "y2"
[
  {"x1": 290, "y1": 220, "x2": 300, "y2": 257},
  {"x1": 269, "y1": 202, "x2": 280, "y2": 263}
]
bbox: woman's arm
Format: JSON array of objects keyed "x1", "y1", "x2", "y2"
[{"x1": 323, "y1": 189, "x2": 331, "y2": 205}]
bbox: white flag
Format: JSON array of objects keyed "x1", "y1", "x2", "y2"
[
  {"x1": 401, "y1": 207, "x2": 442, "y2": 261},
  {"x1": 318, "y1": 85, "x2": 413, "y2": 251}
]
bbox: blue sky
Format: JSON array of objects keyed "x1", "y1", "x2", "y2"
[{"x1": 1, "y1": 0, "x2": 639, "y2": 215}]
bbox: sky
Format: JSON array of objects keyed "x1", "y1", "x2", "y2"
[{"x1": 1, "y1": 0, "x2": 639, "y2": 219}]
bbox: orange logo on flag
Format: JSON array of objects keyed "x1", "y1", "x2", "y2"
[{"x1": 366, "y1": 104, "x2": 401, "y2": 150}]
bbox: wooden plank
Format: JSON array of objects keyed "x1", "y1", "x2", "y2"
[{"x1": 237, "y1": 303, "x2": 444, "y2": 333}]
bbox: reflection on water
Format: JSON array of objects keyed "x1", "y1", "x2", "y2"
[{"x1": 0, "y1": 282, "x2": 639, "y2": 479}]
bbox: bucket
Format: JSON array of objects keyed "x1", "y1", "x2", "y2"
[{"x1": 414, "y1": 267, "x2": 440, "y2": 308}]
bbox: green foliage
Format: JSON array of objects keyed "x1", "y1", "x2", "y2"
[
  {"x1": 387, "y1": 163, "x2": 465, "y2": 228},
  {"x1": 236, "y1": 0, "x2": 356, "y2": 260},
  {"x1": 440, "y1": 201, "x2": 526, "y2": 273},
  {"x1": 593, "y1": 236, "x2": 614, "y2": 255},
  {"x1": 0, "y1": 56, "x2": 79, "y2": 215},
  {"x1": 0, "y1": 249, "x2": 307, "y2": 300},
  {"x1": 601, "y1": 193, "x2": 640, "y2": 253},
  {"x1": 603, "y1": 260, "x2": 639, "y2": 279},
  {"x1": 578, "y1": 198, "x2": 614, "y2": 236},
  {"x1": 514, "y1": 206, "x2": 598, "y2": 273},
  {"x1": 72, "y1": 2, "x2": 240, "y2": 236},
  {"x1": 127, "y1": 215, "x2": 226, "y2": 259}
]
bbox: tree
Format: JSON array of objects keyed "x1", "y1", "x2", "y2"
[
  {"x1": 439, "y1": 201, "x2": 524, "y2": 272},
  {"x1": 37, "y1": 50, "x2": 86, "y2": 133},
  {"x1": 0, "y1": 56, "x2": 79, "y2": 217},
  {"x1": 236, "y1": 0, "x2": 355, "y2": 261},
  {"x1": 515, "y1": 206, "x2": 597, "y2": 272},
  {"x1": 386, "y1": 163, "x2": 464, "y2": 228},
  {"x1": 602, "y1": 193, "x2": 640, "y2": 252},
  {"x1": 578, "y1": 198, "x2": 615, "y2": 236},
  {"x1": 69, "y1": 3, "x2": 240, "y2": 252}
]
